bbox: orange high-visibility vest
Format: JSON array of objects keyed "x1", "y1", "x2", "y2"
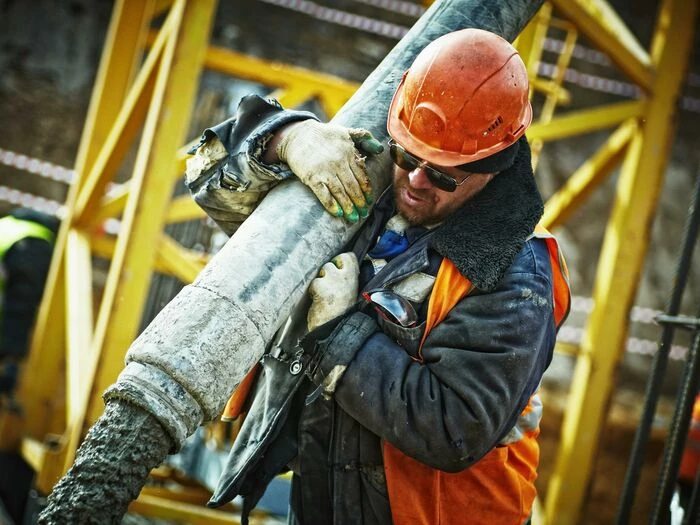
[
  {"x1": 384, "y1": 227, "x2": 570, "y2": 525},
  {"x1": 679, "y1": 393, "x2": 700, "y2": 483},
  {"x1": 222, "y1": 227, "x2": 570, "y2": 525}
]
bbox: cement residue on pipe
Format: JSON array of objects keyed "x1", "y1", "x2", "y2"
[{"x1": 38, "y1": 401, "x2": 172, "y2": 525}]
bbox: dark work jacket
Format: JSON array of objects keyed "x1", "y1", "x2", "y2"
[
  {"x1": 192, "y1": 96, "x2": 564, "y2": 524},
  {"x1": 1, "y1": 209, "x2": 57, "y2": 359}
]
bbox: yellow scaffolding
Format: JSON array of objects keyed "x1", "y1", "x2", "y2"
[
  {"x1": 1, "y1": 0, "x2": 697, "y2": 523},
  {"x1": 14, "y1": 0, "x2": 218, "y2": 495},
  {"x1": 543, "y1": 0, "x2": 699, "y2": 522}
]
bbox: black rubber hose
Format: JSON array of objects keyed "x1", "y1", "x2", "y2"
[{"x1": 38, "y1": 401, "x2": 172, "y2": 525}]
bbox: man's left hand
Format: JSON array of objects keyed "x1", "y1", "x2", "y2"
[
  {"x1": 276, "y1": 121, "x2": 383, "y2": 223},
  {"x1": 307, "y1": 252, "x2": 360, "y2": 332}
]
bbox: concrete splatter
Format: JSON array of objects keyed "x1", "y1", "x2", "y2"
[{"x1": 38, "y1": 401, "x2": 172, "y2": 525}]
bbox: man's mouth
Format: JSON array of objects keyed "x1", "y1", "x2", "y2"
[{"x1": 400, "y1": 186, "x2": 430, "y2": 206}]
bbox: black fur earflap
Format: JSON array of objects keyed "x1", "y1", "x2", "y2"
[{"x1": 431, "y1": 137, "x2": 543, "y2": 291}]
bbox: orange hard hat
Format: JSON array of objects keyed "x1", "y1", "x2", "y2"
[{"x1": 387, "y1": 28, "x2": 532, "y2": 167}]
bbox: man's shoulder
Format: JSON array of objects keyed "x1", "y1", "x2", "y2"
[{"x1": 504, "y1": 237, "x2": 553, "y2": 282}]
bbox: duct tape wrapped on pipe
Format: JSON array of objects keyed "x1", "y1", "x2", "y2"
[{"x1": 40, "y1": 1, "x2": 543, "y2": 522}]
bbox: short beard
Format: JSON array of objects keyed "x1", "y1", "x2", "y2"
[{"x1": 393, "y1": 182, "x2": 441, "y2": 226}]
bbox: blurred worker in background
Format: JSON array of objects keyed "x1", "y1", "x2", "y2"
[
  {"x1": 0, "y1": 207, "x2": 58, "y2": 524},
  {"x1": 0, "y1": 207, "x2": 57, "y2": 398},
  {"x1": 676, "y1": 392, "x2": 700, "y2": 514},
  {"x1": 184, "y1": 28, "x2": 571, "y2": 525}
]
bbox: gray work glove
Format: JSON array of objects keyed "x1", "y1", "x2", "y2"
[
  {"x1": 307, "y1": 252, "x2": 360, "y2": 332},
  {"x1": 276, "y1": 121, "x2": 383, "y2": 223}
]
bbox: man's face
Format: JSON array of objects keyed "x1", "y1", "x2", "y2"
[{"x1": 392, "y1": 158, "x2": 493, "y2": 226}]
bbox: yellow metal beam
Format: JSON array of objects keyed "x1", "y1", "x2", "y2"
[
  {"x1": 76, "y1": 0, "x2": 157, "y2": 181},
  {"x1": 554, "y1": 341, "x2": 580, "y2": 357},
  {"x1": 148, "y1": 29, "x2": 360, "y2": 110},
  {"x1": 544, "y1": 0, "x2": 699, "y2": 520},
  {"x1": 268, "y1": 86, "x2": 318, "y2": 112},
  {"x1": 85, "y1": 146, "x2": 194, "y2": 229},
  {"x1": 531, "y1": 78, "x2": 571, "y2": 105},
  {"x1": 20, "y1": 437, "x2": 46, "y2": 473},
  {"x1": 538, "y1": 25, "x2": 577, "y2": 123},
  {"x1": 12, "y1": 0, "x2": 158, "y2": 444},
  {"x1": 527, "y1": 100, "x2": 646, "y2": 143},
  {"x1": 33, "y1": 439, "x2": 67, "y2": 495},
  {"x1": 514, "y1": 3, "x2": 552, "y2": 79},
  {"x1": 541, "y1": 119, "x2": 637, "y2": 230},
  {"x1": 203, "y1": 45, "x2": 359, "y2": 107},
  {"x1": 157, "y1": 234, "x2": 208, "y2": 283},
  {"x1": 530, "y1": 23, "x2": 578, "y2": 168},
  {"x1": 318, "y1": 90, "x2": 357, "y2": 118},
  {"x1": 154, "y1": 0, "x2": 176, "y2": 17},
  {"x1": 91, "y1": 233, "x2": 207, "y2": 280},
  {"x1": 64, "y1": 230, "x2": 94, "y2": 425},
  {"x1": 140, "y1": 485, "x2": 219, "y2": 507},
  {"x1": 130, "y1": 494, "x2": 241, "y2": 524},
  {"x1": 63, "y1": 229, "x2": 95, "y2": 470},
  {"x1": 85, "y1": 0, "x2": 216, "y2": 427},
  {"x1": 548, "y1": 0, "x2": 653, "y2": 91},
  {"x1": 166, "y1": 194, "x2": 207, "y2": 224},
  {"x1": 87, "y1": 183, "x2": 131, "y2": 227},
  {"x1": 73, "y1": 13, "x2": 173, "y2": 225},
  {"x1": 14, "y1": 253, "x2": 67, "y2": 440}
]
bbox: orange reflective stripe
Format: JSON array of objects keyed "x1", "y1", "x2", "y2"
[
  {"x1": 387, "y1": 226, "x2": 571, "y2": 524},
  {"x1": 680, "y1": 393, "x2": 700, "y2": 482},
  {"x1": 533, "y1": 224, "x2": 571, "y2": 327},
  {"x1": 221, "y1": 363, "x2": 259, "y2": 422},
  {"x1": 385, "y1": 420, "x2": 539, "y2": 525},
  {"x1": 417, "y1": 258, "x2": 472, "y2": 361}
]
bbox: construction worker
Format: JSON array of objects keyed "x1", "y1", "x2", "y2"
[
  {"x1": 0, "y1": 207, "x2": 57, "y2": 524},
  {"x1": 0, "y1": 208, "x2": 57, "y2": 397},
  {"x1": 184, "y1": 28, "x2": 571, "y2": 524}
]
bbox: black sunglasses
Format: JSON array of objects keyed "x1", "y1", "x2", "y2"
[
  {"x1": 362, "y1": 289, "x2": 418, "y2": 328},
  {"x1": 388, "y1": 139, "x2": 472, "y2": 192}
]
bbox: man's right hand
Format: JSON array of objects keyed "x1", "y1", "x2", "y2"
[{"x1": 275, "y1": 121, "x2": 383, "y2": 223}]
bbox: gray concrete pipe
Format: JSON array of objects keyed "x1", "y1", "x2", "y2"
[
  {"x1": 110, "y1": 0, "x2": 545, "y2": 449},
  {"x1": 39, "y1": 1, "x2": 543, "y2": 522}
]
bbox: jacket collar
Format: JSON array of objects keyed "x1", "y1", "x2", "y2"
[{"x1": 430, "y1": 137, "x2": 543, "y2": 292}]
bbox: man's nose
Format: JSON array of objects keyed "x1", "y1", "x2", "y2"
[{"x1": 408, "y1": 166, "x2": 433, "y2": 190}]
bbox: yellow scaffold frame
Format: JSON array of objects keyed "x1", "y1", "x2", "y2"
[
  {"x1": 11, "y1": 0, "x2": 218, "y2": 499},
  {"x1": 538, "y1": 0, "x2": 698, "y2": 522},
  {"x1": 0, "y1": 0, "x2": 697, "y2": 523}
]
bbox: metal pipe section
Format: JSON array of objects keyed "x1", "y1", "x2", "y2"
[
  {"x1": 616, "y1": 169, "x2": 700, "y2": 524},
  {"x1": 108, "y1": 0, "x2": 546, "y2": 448}
]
